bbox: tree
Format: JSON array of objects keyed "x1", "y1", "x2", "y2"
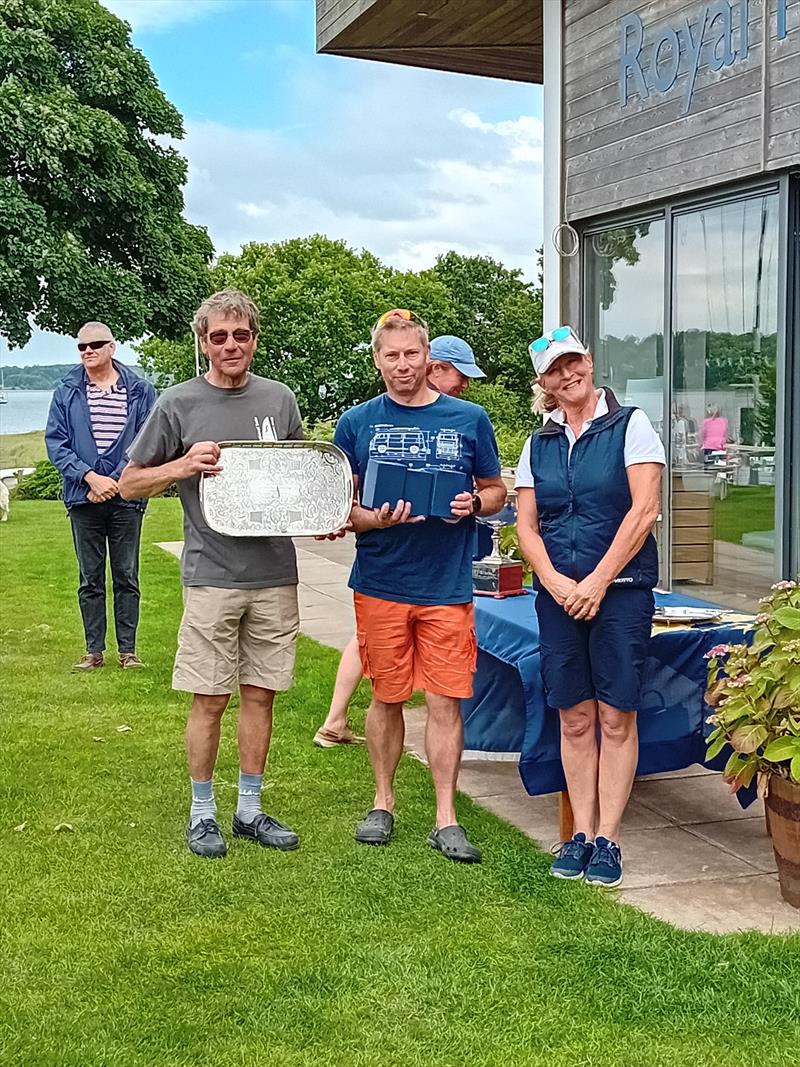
[
  {"x1": 139, "y1": 237, "x2": 546, "y2": 426},
  {"x1": 140, "y1": 235, "x2": 454, "y2": 423},
  {"x1": 430, "y1": 251, "x2": 542, "y2": 397},
  {"x1": 0, "y1": 0, "x2": 213, "y2": 347}
]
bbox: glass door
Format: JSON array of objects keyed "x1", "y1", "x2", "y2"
[
  {"x1": 584, "y1": 219, "x2": 667, "y2": 578},
  {"x1": 670, "y1": 193, "x2": 780, "y2": 609}
]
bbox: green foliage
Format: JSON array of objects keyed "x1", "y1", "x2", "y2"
[
  {"x1": 705, "y1": 580, "x2": 800, "y2": 790},
  {"x1": 305, "y1": 418, "x2": 336, "y2": 443},
  {"x1": 431, "y1": 250, "x2": 542, "y2": 397},
  {"x1": 140, "y1": 235, "x2": 455, "y2": 423},
  {"x1": 138, "y1": 238, "x2": 544, "y2": 427},
  {"x1": 12, "y1": 458, "x2": 61, "y2": 499},
  {"x1": 755, "y1": 355, "x2": 776, "y2": 446},
  {"x1": 466, "y1": 379, "x2": 538, "y2": 467},
  {"x1": 494, "y1": 426, "x2": 531, "y2": 469},
  {"x1": 0, "y1": 0, "x2": 213, "y2": 346},
  {"x1": 498, "y1": 524, "x2": 532, "y2": 580}
]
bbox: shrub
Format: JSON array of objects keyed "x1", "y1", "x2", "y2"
[
  {"x1": 305, "y1": 419, "x2": 336, "y2": 443},
  {"x1": 12, "y1": 460, "x2": 62, "y2": 501},
  {"x1": 705, "y1": 580, "x2": 800, "y2": 792}
]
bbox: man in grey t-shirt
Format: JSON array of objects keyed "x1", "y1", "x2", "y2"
[{"x1": 120, "y1": 288, "x2": 303, "y2": 860}]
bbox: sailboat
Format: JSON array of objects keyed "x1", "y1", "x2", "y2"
[{"x1": 0, "y1": 363, "x2": 7, "y2": 404}]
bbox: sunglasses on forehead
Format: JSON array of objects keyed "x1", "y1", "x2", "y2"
[
  {"x1": 206, "y1": 328, "x2": 254, "y2": 345},
  {"x1": 529, "y1": 326, "x2": 576, "y2": 354},
  {"x1": 373, "y1": 308, "x2": 428, "y2": 332},
  {"x1": 78, "y1": 339, "x2": 113, "y2": 352}
]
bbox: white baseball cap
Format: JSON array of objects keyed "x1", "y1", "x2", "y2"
[{"x1": 528, "y1": 326, "x2": 589, "y2": 376}]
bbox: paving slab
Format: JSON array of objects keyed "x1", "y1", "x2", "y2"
[
  {"x1": 620, "y1": 875, "x2": 800, "y2": 934},
  {"x1": 615, "y1": 825, "x2": 763, "y2": 889},
  {"x1": 686, "y1": 817, "x2": 777, "y2": 874},
  {"x1": 633, "y1": 774, "x2": 765, "y2": 825}
]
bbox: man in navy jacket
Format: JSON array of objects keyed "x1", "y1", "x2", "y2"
[{"x1": 46, "y1": 322, "x2": 156, "y2": 671}]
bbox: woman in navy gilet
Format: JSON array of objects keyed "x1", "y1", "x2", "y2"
[{"x1": 515, "y1": 327, "x2": 665, "y2": 888}]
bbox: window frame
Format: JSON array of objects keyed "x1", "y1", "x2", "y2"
[{"x1": 580, "y1": 175, "x2": 794, "y2": 590}]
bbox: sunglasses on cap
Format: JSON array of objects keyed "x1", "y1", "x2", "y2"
[
  {"x1": 78, "y1": 339, "x2": 113, "y2": 352},
  {"x1": 373, "y1": 308, "x2": 428, "y2": 331},
  {"x1": 207, "y1": 328, "x2": 254, "y2": 345},
  {"x1": 528, "y1": 326, "x2": 581, "y2": 355}
]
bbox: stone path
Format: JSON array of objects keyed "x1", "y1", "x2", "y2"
[{"x1": 158, "y1": 536, "x2": 800, "y2": 935}]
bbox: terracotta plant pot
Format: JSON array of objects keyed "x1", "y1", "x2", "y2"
[{"x1": 765, "y1": 776, "x2": 800, "y2": 909}]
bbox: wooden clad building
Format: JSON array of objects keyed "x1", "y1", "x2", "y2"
[{"x1": 317, "y1": 0, "x2": 800, "y2": 605}]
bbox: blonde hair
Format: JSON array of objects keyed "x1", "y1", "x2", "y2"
[
  {"x1": 192, "y1": 288, "x2": 260, "y2": 337},
  {"x1": 371, "y1": 318, "x2": 429, "y2": 355},
  {"x1": 532, "y1": 382, "x2": 558, "y2": 415}
]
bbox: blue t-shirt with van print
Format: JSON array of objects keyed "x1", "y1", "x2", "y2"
[{"x1": 334, "y1": 392, "x2": 500, "y2": 605}]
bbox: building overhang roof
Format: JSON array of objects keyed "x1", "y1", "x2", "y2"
[{"x1": 317, "y1": 0, "x2": 543, "y2": 84}]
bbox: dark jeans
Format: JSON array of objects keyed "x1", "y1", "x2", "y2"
[{"x1": 69, "y1": 503, "x2": 144, "y2": 654}]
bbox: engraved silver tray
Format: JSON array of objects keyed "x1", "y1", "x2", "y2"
[{"x1": 199, "y1": 441, "x2": 353, "y2": 537}]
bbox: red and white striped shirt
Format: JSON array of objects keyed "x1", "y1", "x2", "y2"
[{"x1": 86, "y1": 380, "x2": 128, "y2": 455}]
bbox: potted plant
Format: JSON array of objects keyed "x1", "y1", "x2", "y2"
[{"x1": 705, "y1": 579, "x2": 800, "y2": 907}]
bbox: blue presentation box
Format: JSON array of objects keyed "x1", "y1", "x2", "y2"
[{"x1": 360, "y1": 459, "x2": 470, "y2": 518}]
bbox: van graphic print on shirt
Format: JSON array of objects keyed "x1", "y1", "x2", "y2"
[{"x1": 368, "y1": 424, "x2": 463, "y2": 468}]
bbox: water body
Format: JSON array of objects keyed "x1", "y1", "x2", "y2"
[{"x1": 0, "y1": 390, "x2": 54, "y2": 434}]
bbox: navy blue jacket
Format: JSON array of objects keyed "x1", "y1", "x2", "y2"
[
  {"x1": 530, "y1": 388, "x2": 659, "y2": 589},
  {"x1": 45, "y1": 360, "x2": 156, "y2": 510}
]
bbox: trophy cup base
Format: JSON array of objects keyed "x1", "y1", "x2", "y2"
[{"x1": 472, "y1": 559, "x2": 525, "y2": 598}]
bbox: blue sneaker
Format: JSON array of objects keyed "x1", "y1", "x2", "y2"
[
  {"x1": 585, "y1": 836, "x2": 623, "y2": 887},
  {"x1": 550, "y1": 832, "x2": 594, "y2": 880}
]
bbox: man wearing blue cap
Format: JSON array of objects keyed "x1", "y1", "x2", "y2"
[{"x1": 427, "y1": 335, "x2": 486, "y2": 398}]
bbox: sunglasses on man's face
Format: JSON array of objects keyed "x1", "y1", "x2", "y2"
[
  {"x1": 529, "y1": 326, "x2": 575, "y2": 355},
  {"x1": 373, "y1": 308, "x2": 428, "y2": 332},
  {"x1": 207, "y1": 328, "x2": 253, "y2": 346},
  {"x1": 78, "y1": 340, "x2": 112, "y2": 352}
]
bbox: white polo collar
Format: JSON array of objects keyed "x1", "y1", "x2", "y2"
[{"x1": 545, "y1": 389, "x2": 607, "y2": 431}]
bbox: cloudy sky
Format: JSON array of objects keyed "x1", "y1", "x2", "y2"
[{"x1": 12, "y1": 0, "x2": 542, "y2": 366}]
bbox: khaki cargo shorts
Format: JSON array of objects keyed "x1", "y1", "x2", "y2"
[{"x1": 173, "y1": 585, "x2": 299, "y2": 695}]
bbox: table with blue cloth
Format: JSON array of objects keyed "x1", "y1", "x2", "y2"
[{"x1": 462, "y1": 588, "x2": 753, "y2": 804}]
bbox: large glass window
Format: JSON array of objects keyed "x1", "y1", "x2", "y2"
[
  {"x1": 583, "y1": 189, "x2": 783, "y2": 611},
  {"x1": 671, "y1": 194, "x2": 779, "y2": 609},
  {"x1": 585, "y1": 220, "x2": 667, "y2": 579},
  {"x1": 585, "y1": 220, "x2": 665, "y2": 433}
]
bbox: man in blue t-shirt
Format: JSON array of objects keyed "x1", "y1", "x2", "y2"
[{"x1": 333, "y1": 309, "x2": 506, "y2": 864}]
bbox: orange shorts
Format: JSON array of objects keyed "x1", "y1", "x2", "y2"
[{"x1": 354, "y1": 592, "x2": 477, "y2": 703}]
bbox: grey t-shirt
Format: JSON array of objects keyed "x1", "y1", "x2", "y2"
[{"x1": 129, "y1": 374, "x2": 303, "y2": 589}]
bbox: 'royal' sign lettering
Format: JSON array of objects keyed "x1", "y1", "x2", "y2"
[{"x1": 619, "y1": 0, "x2": 793, "y2": 114}]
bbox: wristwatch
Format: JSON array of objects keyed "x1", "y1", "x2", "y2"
[{"x1": 471, "y1": 492, "x2": 483, "y2": 516}]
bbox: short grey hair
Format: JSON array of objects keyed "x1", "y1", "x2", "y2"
[
  {"x1": 192, "y1": 288, "x2": 260, "y2": 337},
  {"x1": 78, "y1": 321, "x2": 114, "y2": 339}
]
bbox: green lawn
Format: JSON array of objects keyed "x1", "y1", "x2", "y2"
[
  {"x1": 714, "y1": 485, "x2": 775, "y2": 547},
  {"x1": 1, "y1": 501, "x2": 799, "y2": 1067},
  {"x1": 0, "y1": 429, "x2": 46, "y2": 469}
]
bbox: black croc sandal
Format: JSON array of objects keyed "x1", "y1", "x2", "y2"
[
  {"x1": 427, "y1": 824, "x2": 482, "y2": 864},
  {"x1": 355, "y1": 808, "x2": 394, "y2": 845}
]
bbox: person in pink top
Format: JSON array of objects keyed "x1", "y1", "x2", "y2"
[{"x1": 702, "y1": 407, "x2": 728, "y2": 454}]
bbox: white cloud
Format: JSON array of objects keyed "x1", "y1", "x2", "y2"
[
  {"x1": 177, "y1": 61, "x2": 543, "y2": 281},
  {"x1": 102, "y1": 0, "x2": 233, "y2": 32},
  {"x1": 10, "y1": 44, "x2": 542, "y2": 366}
]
